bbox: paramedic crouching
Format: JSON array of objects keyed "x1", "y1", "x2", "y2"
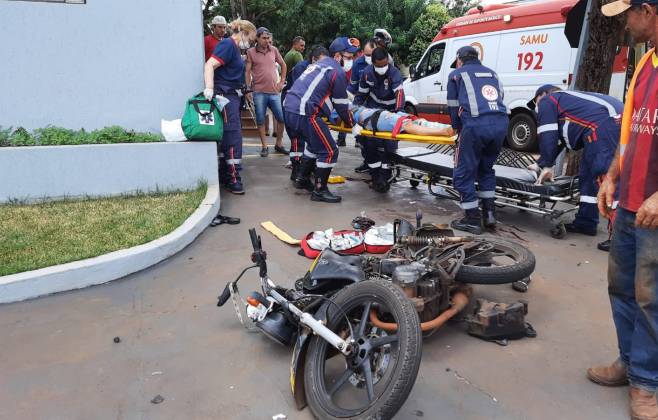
[
  {"x1": 283, "y1": 41, "x2": 354, "y2": 203},
  {"x1": 528, "y1": 85, "x2": 622, "y2": 245},
  {"x1": 447, "y1": 46, "x2": 508, "y2": 235}
]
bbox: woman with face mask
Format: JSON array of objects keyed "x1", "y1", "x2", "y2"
[
  {"x1": 347, "y1": 38, "x2": 378, "y2": 171},
  {"x1": 203, "y1": 19, "x2": 256, "y2": 195},
  {"x1": 353, "y1": 47, "x2": 406, "y2": 193}
]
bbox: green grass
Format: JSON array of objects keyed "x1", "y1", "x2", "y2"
[
  {"x1": 0, "y1": 125, "x2": 163, "y2": 147},
  {"x1": 0, "y1": 184, "x2": 207, "y2": 276}
]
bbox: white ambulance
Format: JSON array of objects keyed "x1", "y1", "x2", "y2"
[{"x1": 403, "y1": 0, "x2": 628, "y2": 151}]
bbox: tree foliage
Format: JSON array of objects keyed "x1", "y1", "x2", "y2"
[
  {"x1": 201, "y1": 0, "x2": 476, "y2": 65},
  {"x1": 408, "y1": 3, "x2": 452, "y2": 65}
]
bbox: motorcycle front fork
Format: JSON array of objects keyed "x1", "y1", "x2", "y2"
[{"x1": 268, "y1": 288, "x2": 352, "y2": 356}]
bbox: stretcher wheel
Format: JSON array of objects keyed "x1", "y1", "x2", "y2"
[
  {"x1": 550, "y1": 223, "x2": 567, "y2": 239},
  {"x1": 409, "y1": 174, "x2": 421, "y2": 188}
]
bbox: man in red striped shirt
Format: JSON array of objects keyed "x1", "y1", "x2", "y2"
[{"x1": 588, "y1": 1, "x2": 658, "y2": 417}]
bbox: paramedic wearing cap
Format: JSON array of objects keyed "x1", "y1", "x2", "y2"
[
  {"x1": 349, "y1": 38, "x2": 378, "y2": 174},
  {"x1": 332, "y1": 37, "x2": 359, "y2": 147},
  {"x1": 204, "y1": 16, "x2": 228, "y2": 61},
  {"x1": 204, "y1": 19, "x2": 257, "y2": 195},
  {"x1": 585, "y1": 1, "x2": 658, "y2": 418},
  {"x1": 283, "y1": 45, "x2": 330, "y2": 184},
  {"x1": 529, "y1": 85, "x2": 622, "y2": 239},
  {"x1": 283, "y1": 41, "x2": 354, "y2": 203},
  {"x1": 354, "y1": 47, "x2": 405, "y2": 192},
  {"x1": 447, "y1": 45, "x2": 508, "y2": 235}
]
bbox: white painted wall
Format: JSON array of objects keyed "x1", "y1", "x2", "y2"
[
  {"x1": 0, "y1": 0, "x2": 204, "y2": 132},
  {"x1": 0, "y1": 142, "x2": 219, "y2": 203}
]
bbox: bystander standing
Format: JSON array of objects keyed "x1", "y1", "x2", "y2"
[
  {"x1": 204, "y1": 16, "x2": 228, "y2": 61},
  {"x1": 245, "y1": 27, "x2": 288, "y2": 157},
  {"x1": 586, "y1": 1, "x2": 658, "y2": 418}
]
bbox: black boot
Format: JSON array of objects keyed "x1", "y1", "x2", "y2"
[
  {"x1": 370, "y1": 167, "x2": 387, "y2": 193},
  {"x1": 295, "y1": 158, "x2": 315, "y2": 192},
  {"x1": 311, "y1": 167, "x2": 342, "y2": 203},
  {"x1": 451, "y1": 208, "x2": 482, "y2": 235},
  {"x1": 482, "y1": 198, "x2": 497, "y2": 229},
  {"x1": 290, "y1": 159, "x2": 299, "y2": 182},
  {"x1": 381, "y1": 167, "x2": 393, "y2": 192}
]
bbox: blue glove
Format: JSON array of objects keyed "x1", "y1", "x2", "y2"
[{"x1": 329, "y1": 110, "x2": 339, "y2": 124}]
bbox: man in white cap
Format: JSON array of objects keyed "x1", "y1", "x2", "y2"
[{"x1": 204, "y1": 16, "x2": 228, "y2": 61}]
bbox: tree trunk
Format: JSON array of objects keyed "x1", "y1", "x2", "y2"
[
  {"x1": 574, "y1": 0, "x2": 625, "y2": 93},
  {"x1": 229, "y1": 0, "x2": 238, "y2": 19},
  {"x1": 566, "y1": 0, "x2": 625, "y2": 176}
]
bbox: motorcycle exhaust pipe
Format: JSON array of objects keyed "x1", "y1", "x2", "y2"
[{"x1": 370, "y1": 291, "x2": 470, "y2": 332}]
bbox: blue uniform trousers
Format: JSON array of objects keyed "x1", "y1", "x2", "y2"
[
  {"x1": 364, "y1": 137, "x2": 398, "y2": 172},
  {"x1": 216, "y1": 89, "x2": 243, "y2": 186},
  {"x1": 284, "y1": 110, "x2": 306, "y2": 163},
  {"x1": 572, "y1": 119, "x2": 619, "y2": 231},
  {"x1": 285, "y1": 113, "x2": 338, "y2": 167},
  {"x1": 453, "y1": 115, "x2": 508, "y2": 209}
]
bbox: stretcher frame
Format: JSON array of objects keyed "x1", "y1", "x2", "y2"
[{"x1": 327, "y1": 123, "x2": 580, "y2": 238}]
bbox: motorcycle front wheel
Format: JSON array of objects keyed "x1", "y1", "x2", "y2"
[{"x1": 304, "y1": 280, "x2": 422, "y2": 420}]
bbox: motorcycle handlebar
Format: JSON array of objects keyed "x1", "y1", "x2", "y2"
[{"x1": 249, "y1": 228, "x2": 260, "y2": 252}]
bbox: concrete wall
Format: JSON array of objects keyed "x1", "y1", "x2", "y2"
[
  {"x1": 0, "y1": 142, "x2": 219, "y2": 203},
  {"x1": 0, "y1": 0, "x2": 204, "y2": 133}
]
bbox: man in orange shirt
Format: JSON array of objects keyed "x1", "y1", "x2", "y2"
[{"x1": 588, "y1": 1, "x2": 658, "y2": 418}]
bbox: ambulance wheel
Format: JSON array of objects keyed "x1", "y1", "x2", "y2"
[
  {"x1": 404, "y1": 103, "x2": 417, "y2": 116},
  {"x1": 550, "y1": 223, "x2": 567, "y2": 239},
  {"x1": 507, "y1": 113, "x2": 537, "y2": 152}
]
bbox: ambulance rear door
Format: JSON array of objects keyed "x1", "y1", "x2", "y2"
[{"x1": 407, "y1": 41, "x2": 450, "y2": 123}]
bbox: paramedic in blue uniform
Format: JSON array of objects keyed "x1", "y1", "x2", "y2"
[
  {"x1": 447, "y1": 45, "x2": 508, "y2": 234},
  {"x1": 349, "y1": 38, "x2": 377, "y2": 174},
  {"x1": 354, "y1": 47, "x2": 405, "y2": 192},
  {"x1": 283, "y1": 41, "x2": 354, "y2": 203},
  {"x1": 282, "y1": 45, "x2": 330, "y2": 183},
  {"x1": 528, "y1": 85, "x2": 622, "y2": 242},
  {"x1": 204, "y1": 19, "x2": 257, "y2": 195}
]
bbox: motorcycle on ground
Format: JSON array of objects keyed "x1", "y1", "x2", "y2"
[
  {"x1": 217, "y1": 229, "x2": 423, "y2": 420},
  {"x1": 218, "y1": 215, "x2": 536, "y2": 419}
]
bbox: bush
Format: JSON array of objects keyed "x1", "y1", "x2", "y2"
[{"x1": 0, "y1": 125, "x2": 163, "y2": 147}]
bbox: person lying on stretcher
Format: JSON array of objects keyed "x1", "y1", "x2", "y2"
[{"x1": 330, "y1": 105, "x2": 454, "y2": 137}]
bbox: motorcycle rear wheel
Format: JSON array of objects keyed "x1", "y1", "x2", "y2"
[
  {"x1": 455, "y1": 237, "x2": 535, "y2": 284},
  {"x1": 304, "y1": 280, "x2": 422, "y2": 420}
]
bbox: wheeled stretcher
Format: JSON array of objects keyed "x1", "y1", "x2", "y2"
[{"x1": 328, "y1": 123, "x2": 580, "y2": 238}]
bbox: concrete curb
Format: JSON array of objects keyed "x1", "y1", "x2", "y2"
[{"x1": 0, "y1": 183, "x2": 221, "y2": 304}]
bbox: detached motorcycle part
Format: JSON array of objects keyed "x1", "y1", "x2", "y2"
[
  {"x1": 302, "y1": 280, "x2": 422, "y2": 420},
  {"x1": 393, "y1": 218, "x2": 415, "y2": 242},
  {"x1": 466, "y1": 299, "x2": 533, "y2": 341},
  {"x1": 455, "y1": 238, "x2": 535, "y2": 284},
  {"x1": 256, "y1": 311, "x2": 296, "y2": 346}
]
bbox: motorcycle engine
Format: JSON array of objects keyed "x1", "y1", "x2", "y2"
[{"x1": 391, "y1": 263, "x2": 444, "y2": 323}]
